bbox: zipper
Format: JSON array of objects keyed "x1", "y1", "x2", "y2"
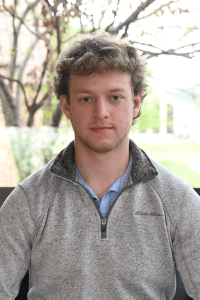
[
  {"x1": 88, "y1": 185, "x2": 133, "y2": 239},
  {"x1": 94, "y1": 185, "x2": 134, "y2": 239},
  {"x1": 51, "y1": 173, "x2": 107, "y2": 237},
  {"x1": 51, "y1": 173, "x2": 142, "y2": 239},
  {"x1": 99, "y1": 183, "x2": 142, "y2": 238},
  {"x1": 101, "y1": 218, "x2": 107, "y2": 238}
]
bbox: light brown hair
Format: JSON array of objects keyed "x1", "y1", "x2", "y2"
[{"x1": 53, "y1": 31, "x2": 148, "y2": 124}]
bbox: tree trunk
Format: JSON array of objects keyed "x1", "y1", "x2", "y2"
[
  {"x1": 0, "y1": 87, "x2": 15, "y2": 126},
  {"x1": 27, "y1": 112, "x2": 33, "y2": 127},
  {"x1": 0, "y1": 81, "x2": 20, "y2": 126}
]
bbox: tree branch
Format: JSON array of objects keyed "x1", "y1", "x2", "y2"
[
  {"x1": 0, "y1": 76, "x2": 17, "y2": 110},
  {"x1": 15, "y1": 38, "x2": 39, "y2": 106},
  {"x1": 0, "y1": 74, "x2": 29, "y2": 110},
  {"x1": 105, "y1": 0, "x2": 120, "y2": 32},
  {"x1": 2, "y1": 0, "x2": 45, "y2": 40},
  {"x1": 35, "y1": 91, "x2": 49, "y2": 110},
  {"x1": 175, "y1": 42, "x2": 200, "y2": 51},
  {"x1": 98, "y1": 0, "x2": 112, "y2": 30},
  {"x1": 32, "y1": 48, "x2": 50, "y2": 105},
  {"x1": 109, "y1": 0, "x2": 157, "y2": 34},
  {"x1": 129, "y1": 41, "x2": 163, "y2": 51},
  {"x1": 130, "y1": 41, "x2": 200, "y2": 59},
  {"x1": 137, "y1": 0, "x2": 181, "y2": 21},
  {"x1": 61, "y1": 28, "x2": 87, "y2": 44},
  {"x1": 9, "y1": 0, "x2": 18, "y2": 91}
]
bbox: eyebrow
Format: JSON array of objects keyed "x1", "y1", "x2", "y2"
[
  {"x1": 72, "y1": 88, "x2": 127, "y2": 95},
  {"x1": 72, "y1": 89, "x2": 90, "y2": 95},
  {"x1": 108, "y1": 88, "x2": 127, "y2": 93}
]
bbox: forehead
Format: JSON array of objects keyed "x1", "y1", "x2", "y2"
[{"x1": 69, "y1": 70, "x2": 132, "y2": 91}]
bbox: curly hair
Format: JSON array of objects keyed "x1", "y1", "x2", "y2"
[{"x1": 53, "y1": 30, "x2": 148, "y2": 124}]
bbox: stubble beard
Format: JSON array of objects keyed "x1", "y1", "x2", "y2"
[{"x1": 72, "y1": 121, "x2": 132, "y2": 154}]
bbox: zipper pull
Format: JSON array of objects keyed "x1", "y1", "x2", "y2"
[{"x1": 101, "y1": 218, "x2": 107, "y2": 238}]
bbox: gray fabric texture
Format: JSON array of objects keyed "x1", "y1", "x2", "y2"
[{"x1": 0, "y1": 139, "x2": 200, "y2": 300}]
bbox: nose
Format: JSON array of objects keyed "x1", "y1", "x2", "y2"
[{"x1": 94, "y1": 98, "x2": 110, "y2": 120}]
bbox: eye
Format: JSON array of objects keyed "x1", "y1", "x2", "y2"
[
  {"x1": 82, "y1": 97, "x2": 91, "y2": 103},
  {"x1": 111, "y1": 95, "x2": 121, "y2": 101}
]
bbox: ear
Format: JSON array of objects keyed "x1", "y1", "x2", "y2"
[
  {"x1": 133, "y1": 93, "x2": 142, "y2": 118},
  {"x1": 60, "y1": 95, "x2": 71, "y2": 120}
]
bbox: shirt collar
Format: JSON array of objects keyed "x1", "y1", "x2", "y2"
[
  {"x1": 49, "y1": 139, "x2": 158, "y2": 185},
  {"x1": 74, "y1": 150, "x2": 133, "y2": 195}
]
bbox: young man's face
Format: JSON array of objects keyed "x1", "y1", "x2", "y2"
[{"x1": 60, "y1": 70, "x2": 141, "y2": 153}]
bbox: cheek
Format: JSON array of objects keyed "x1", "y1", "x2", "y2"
[
  {"x1": 120, "y1": 104, "x2": 133, "y2": 120},
  {"x1": 80, "y1": 107, "x2": 92, "y2": 119},
  {"x1": 72, "y1": 107, "x2": 92, "y2": 123}
]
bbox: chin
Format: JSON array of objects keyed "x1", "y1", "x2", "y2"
[{"x1": 79, "y1": 134, "x2": 128, "y2": 154}]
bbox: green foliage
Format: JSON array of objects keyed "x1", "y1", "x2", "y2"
[
  {"x1": 167, "y1": 104, "x2": 173, "y2": 132},
  {"x1": 8, "y1": 127, "x2": 35, "y2": 182},
  {"x1": 24, "y1": 84, "x2": 34, "y2": 95},
  {"x1": 52, "y1": 52, "x2": 57, "y2": 61},
  {"x1": 48, "y1": 69, "x2": 54, "y2": 81},
  {"x1": 7, "y1": 127, "x2": 59, "y2": 183},
  {"x1": 50, "y1": 33, "x2": 58, "y2": 49},
  {"x1": 183, "y1": 26, "x2": 199, "y2": 37},
  {"x1": 99, "y1": 15, "x2": 104, "y2": 22},
  {"x1": 44, "y1": 110, "x2": 52, "y2": 118},
  {"x1": 51, "y1": 96, "x2": 58, "y2": 104},
  {"x1": 26, "y1": 48, "x2": 32, "y2": 55},
  {"x1": 42, "y1": 94, "x2": 60, "y2": 126},
  {"x1": 60, "y1": 24, "x2": 82, "y2": 53},
  {"x1": 135, "y1": 88, "x2": 160, "y2": 133},
  {"x1": 43, "y1": 105, "x2": 53, "y2": 126},
  {"x1": 10, "y1": 50, "x2": 16, "y2": 56},
  {"x1": 158, "y1": 160, "x2": 200, "y2": 188},
  {"x1": 42, "y1": 83, "x2": 49, "y2": 96},
  {"x1": 39, "y1": 127, "x2": 58, "y2": 165},
  {"x1": 136, "y1": 140, "x2": 200, "y2": 187}
]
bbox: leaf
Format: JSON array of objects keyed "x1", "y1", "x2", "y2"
[
  {"x1": 52, "y1": 97, "x2": 58, "y2": 104},
  {"x1": 27, "y1": 48, "x2": 32, "y2": 54},
  {"x1": 42, "y1": 83, "x2": 48, "y2": 96},
  {"x1": 183, "y1": 26, "x2": 199, "y2": 37},
  {"x1": 10, "y1": 50, "x2": 16, "y2": 56},
  {"x1": 44, "y1": 111, "x2": 52, "y2": 118}
]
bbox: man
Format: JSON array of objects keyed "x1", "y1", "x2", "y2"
[{"x1": 0, "y1": 31, "x2": 200, "y2": 300}]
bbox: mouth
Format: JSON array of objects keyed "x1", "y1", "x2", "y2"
[
  {"x1": 92, "y1": 126, "x2": 112, "y2": 129},
  {"x1": 91, "y1": 127, "x2": 113, "y2": 133}
]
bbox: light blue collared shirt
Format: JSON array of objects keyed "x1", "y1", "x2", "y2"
[{"x1": 74, "y1": 150, "x2": 133, "y2": 217}]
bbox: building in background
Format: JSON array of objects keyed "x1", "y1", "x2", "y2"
[
  {"x1": 159, "y1": 88, "x2": 200, "y2": 142},
  {"x1": 149, "y1": 78, "x2": 200, "y2": 143}
]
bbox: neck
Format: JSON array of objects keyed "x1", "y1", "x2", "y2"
[{"x1": 74, "y1": 137, "x2": 130, "y2": 187}]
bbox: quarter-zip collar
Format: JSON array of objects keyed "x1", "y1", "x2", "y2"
[{"x1": 49, "y1": 139, "x2": 158, "y2": 184}]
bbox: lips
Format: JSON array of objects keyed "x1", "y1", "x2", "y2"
[
  {"x1": 92, "y1": 126, "x2": 112, "y2": 129},
  {"x1": 91, "y1": 126, "x2": 112, "y2": 133}
]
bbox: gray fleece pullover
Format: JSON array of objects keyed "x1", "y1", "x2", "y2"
[{"x1": 0, "y1": 139, "x2": 200, "y2": 300}]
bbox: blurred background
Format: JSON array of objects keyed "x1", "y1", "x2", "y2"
[{"x1": 0, "y1": 0, "x2": 200, "y2": 187}]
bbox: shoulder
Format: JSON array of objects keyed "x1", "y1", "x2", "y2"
[
  {"x1": 148, "y1": 157, "x2": 199, "y2": 204},
  {"x1": 150, "y1": 157, "x2": 187, "y2": 185},
  {"x1": 19, "y1": 157, "x2": 59, "y2": 194},
  {"x1": 11, "y1": 158, "x2": 62, "y2": 223}
]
